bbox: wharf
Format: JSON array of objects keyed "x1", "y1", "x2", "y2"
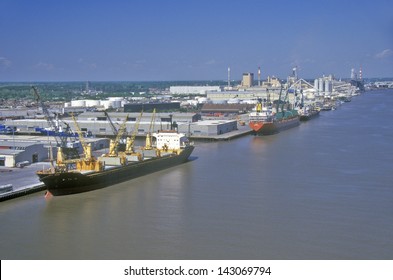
[
  {"x1": 0, "y1": 163, "x2": 49, "y2": 202},
  {"x1": 190, "y1": 125, "x2": 253, "y2": 141},
  {"x1": 0, "y1": 126, "x2": 252, "y2": 201},
  {"x1": 0, "y1": 182, "x2": 45, "y2": 202}
]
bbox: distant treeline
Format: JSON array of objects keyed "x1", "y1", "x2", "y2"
[{"x1": 0, "y1": 80, "x2": 228, "y2": 101}]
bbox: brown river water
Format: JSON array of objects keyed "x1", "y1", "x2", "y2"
[{"x1": 1, "y1": 89, "x2": 392, "y2": 259}]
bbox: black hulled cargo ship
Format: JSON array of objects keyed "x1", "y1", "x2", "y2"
[{"x1": 37, "y1": 131, "x2": 194, "y2": 196}]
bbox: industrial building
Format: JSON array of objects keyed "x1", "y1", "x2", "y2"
[
  {"x1": 206, "y1": 87, "x2": 284, "y2": 103},
  {"x1": 241, "y1": 73, "x2": 254, "y2": 88},
  {"x1": 124, "y1": 102, "x2": 180, "y2": 112},
  {"x1": 70, "y1": 112, "x2": 201, "y2": 137},
  {"x1": 0, "y1": 135, "x2": 109, "y2": 167},
  {"x1": 178, "y1": 120, "x2": 238, "y2": 137},
  {"x1": 3, "y1": 112, "x2": 201, "y2": 137},
  {"x1": 200, "y1": 103, "x2": 254, "y2": 115},
  {"x1": 169, "y1": 86, "x2": 221, "y2": 95},
  {"x1": 2, "y1": 109, "x2": 241, "y2": 141},
  {"x1": 0, "y1": 140, "x2": 47, "y2": 167},
  {"x1": 0, "y1": 108, "x2": 39, "y2": 120}
]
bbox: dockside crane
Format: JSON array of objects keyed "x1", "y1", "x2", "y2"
[
  {"x1": 281, "y1": 87, "x2": 290, "y2": 112},
  {"x1": 32, "y1": 86, "x2": 61, "y2": 147},
  {"x1": 104, "y1": 110, "x2": 119, "y2": 136},
  {"x1": 275, "y1": 84, "x2": 284, "y2": 113},
  {"x1": 32, "y1": 86, "x2": 78, "y2": 161}
]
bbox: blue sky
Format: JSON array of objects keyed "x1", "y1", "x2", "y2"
[{"x1": 0, "y1": 0, "x2": 392, "y2": 81}]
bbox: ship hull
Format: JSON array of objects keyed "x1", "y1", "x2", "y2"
[
  {"x1": 299, "y1": 110, "x2": 320, "y2": 121},
  {"x1": 38, "y1": 146, "x2": 194, "y2": 196},
  {"x1": 249, "y1": 117, "x2": 300, "y2": 135}
]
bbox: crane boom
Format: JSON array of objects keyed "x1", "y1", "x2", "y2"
[
  {"x1": 71, "y1": 113, "x2": 90, "y2": 159},
  {"x1": 32, "y1": 86, "x2": 80, "y2": 161},
  {"x1": 104, "y1": 111, "x2": 118, "y2": 136},
  {"x1": 32, "y1": 86, "x2": 61, "y2": 146},
  {"x1": 126, "y1": 111, "x2": 143, "y2": 153},
  {"x1": 145, "y1": 109, "x2": 156, "y2": 149},
  {"x1": 276, "y1": 84, "x2": 284, "y2": 113},
  {"x1": 281, "y1": 87, "x2": 289, "y2": 112},
  {"x1": 109, "y1": 114, "x2": 129, "y2": 156},
  {"x1": 149, "y1": 109, "x2": 156, "y2": 134}
]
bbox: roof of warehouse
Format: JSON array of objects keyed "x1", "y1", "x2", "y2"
[
  {"x1": 0, "y1": 149, "x2": 24, "y2": 155},
  {"x1": 0, "y1": 140, "x2": 43, "y2": 148},
  {"x1": 190, "y1": 120, "x2": 236, "y2": 126},
  {"x1": 200, "y1": 103, "x2": 254, "y2": 112},
  {"x1": 77, "y1": 111, "x2": 198, "y2": 119}
]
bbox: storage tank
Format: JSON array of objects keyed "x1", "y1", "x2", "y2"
[
  {"x1": 108, "y1": 97, "x2": 123, "y2": 101},
  {"x1": 85, "y1": 100, "x2": 100, "y2": 107},
  {"x1": 314, "y1": 79, "x2": 319, "y2": 90},
  {"x1": 197, "y1": 97, "x2": 208, "y2": 104},
  {"x1": 71, "y1": 100, "x2": 86, "y2": 107},
  {"x1": 318, "y1": 78, "x2": 324, "y2": 92},
  {"x1": 100, "y1": 100, "x2": 112, "y2": 109},
  {"x1": 111, "y1": 100, "x2": 122, "y2": 108},
  {"x1": 325, "y1": 80, "x2": 331, "y2": 93}
]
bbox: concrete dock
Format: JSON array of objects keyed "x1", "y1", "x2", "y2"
[
  {"x1": 0, "y1": 162, "x2": 49, "y2": 202},
  {"x1": 189, "y1": 125, "x2": 253, "y2": 141},
  {"x1": 0, "y1": 125, "x2": 253, "y2": 202}
]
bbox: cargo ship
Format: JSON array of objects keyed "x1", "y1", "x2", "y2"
[
  {"x1": 249, "y1": 99, "x2": 299, "y2": 135},
  {"x1": 249, "y1": 103, "x2": 299, "y2": 134},
  {"x1": 298, "y1": 105, "x2": 320, "y2": 121},
  {"x1": 37, "y1": 130, "x2": 194, "y2": 196}
]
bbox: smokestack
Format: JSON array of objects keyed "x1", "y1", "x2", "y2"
[
  {"x1": 258, "y1": 66, "x2": 261, "y2": 86},
  {"x1": 292, "y1": 66, "x2": 298, "y2": 80},
  {"x1": 227, "y1": 67, "x2": 231, "y2": 87}
]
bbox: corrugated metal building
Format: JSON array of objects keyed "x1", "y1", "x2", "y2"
[
  {"x1": 201, "y1": 103, "x2": 254, "y2": 115},
  {"x1": 178, "y1": 120, "x2": 238, "y2": 136},
  {"x1": 4, "y1": 112, "x2": 201, "y2": 137},
  {"x1": 170, "y1": 86, "x2": 221, "y2": 95},
  {"x1": 124, "y1": 102, "x2": 181, "y2": 112},
  {"x1": 0, "y1": 140, "x2": 47, "y2": 167}
]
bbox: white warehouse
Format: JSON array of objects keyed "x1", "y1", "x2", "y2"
[{"x1": 170, "y1": 86, "x2": 221, "y2": 95}]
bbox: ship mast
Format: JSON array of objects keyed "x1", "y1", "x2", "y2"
[
  {"x1": 145, "y1": 109, "x2": 156, "y2": 150},
  {"x1": 125, "y1": 111, "x2": 143, "y2": 154},
  {"x1": 276, "y1": 83, "x2": 284, "y2": 113},
  {"x1": 71, "y1": 113, "x2": 92, "y2": 160},
  {"x1": 108, "y1": 115, "x2": 129, "y2": 157}
]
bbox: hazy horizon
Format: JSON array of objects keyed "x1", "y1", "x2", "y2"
[{"x1": 1, "y1": 0, "x2": 392, "y2": 82}]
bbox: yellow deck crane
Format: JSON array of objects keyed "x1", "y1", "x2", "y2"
[
  {"x1": 69, "y1": 113, "x2": 103, "y2": 172},
  {"x1": 144, "y1": 109, "x2": 156, "y2": 150},
  {"x1": 108, "y1": 114, "x2": 129, "y2": 157},
  {"x1": 125, "y1": 111, "x2": 143, "y2": 154},
  {"x1": 71, "y1": 113, "x2": 90, "y2": 159}
]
